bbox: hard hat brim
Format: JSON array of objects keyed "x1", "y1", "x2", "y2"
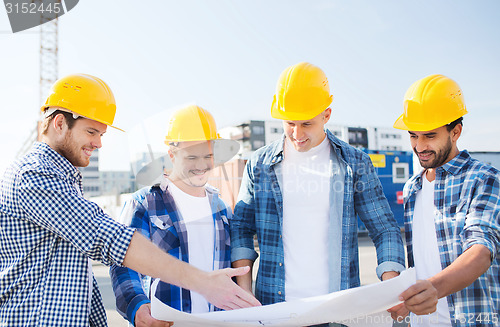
[
  {"x1": 109, "y1": 125, "x2": 125, "y2": 132},
  {"x1": 41, "y1": 105, "x2": 125, "y2": 132},
  {"x1": 93, "y1": 117, "x2": 125, "y2": 132},
  {"x1": 393, "y1": 113, "x2": 442, "y2": 131},
  {"x1": 393, "y1": 114, "x2": 411, "y2": 130},
  {"x1": 135, "y1": 139, "x2": 240, "y2": 186},
  {"x1": 393, "y1": 112, "x2": 467, "y2": 132},
  {"x1": 271, "y1": 96, "x2": 331, "y2": 121}
]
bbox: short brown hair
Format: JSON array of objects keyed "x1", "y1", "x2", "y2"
[{"x1": 40, "y1": 109, "x2": 81, "y2": 135}]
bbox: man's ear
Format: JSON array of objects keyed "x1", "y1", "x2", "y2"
[
  {"x1": 451, "y1": 123, "x2": 462, "y2": 142},
  {"x1": 168, "y1": 148, "x2": 175, "y2": 163},
  {"x1": 52, "y1": 113, "x2": 67, "y2": 133},
  {"x1": 323, "y1": 107, "x2": 332, "y2": 124}
]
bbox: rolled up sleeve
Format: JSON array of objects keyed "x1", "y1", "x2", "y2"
[{"x1": 462, "y1": 174, "x2": 500, "y2": 262}]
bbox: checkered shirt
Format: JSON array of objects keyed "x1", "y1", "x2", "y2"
[
  {"x1": 404, "y1": 150, "x2": 500, "y2": 327},
  {"x1": 0, "y1": 142, "x2": 135, "y2": 327},
  {"x1": 110, "y1": 177, "x2": 231, "y2": 325},
  {"x1": 230, "y1": 130, "x2": 405, "y2": 305}
]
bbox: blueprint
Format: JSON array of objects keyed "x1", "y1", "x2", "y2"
[{"x1": 151, "y1": 268, "x2": 416, "y2": 327}]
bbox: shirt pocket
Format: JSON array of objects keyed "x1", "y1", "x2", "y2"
[
  {"x1": 150, "y1": 214, "x2": 180, "y2": 251},
  {"x1": 150, "y1": 214, "x2": 173, "y2": 230}
]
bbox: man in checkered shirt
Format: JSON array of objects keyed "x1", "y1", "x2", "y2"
[
  {"x1": 389, "y1": 74, "x2": 500, "y2": 327},
  {"x1": 0, "y1": 74, "x2": 260, "y2": 327}
]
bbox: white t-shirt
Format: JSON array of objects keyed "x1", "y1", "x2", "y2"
[
  {"x1": 282, "y1": 136, "x2": 331, "y2": 301},
  {"x1": 168, "y1": 182, "x2": 214, "y2": 313},
  {"x1": 411, "y1": 172, "x2": 452, "y2": 327}
]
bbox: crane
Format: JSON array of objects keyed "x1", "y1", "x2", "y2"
[{"x1": 15, "y1": 0, "x2": 60, "y2": 157}]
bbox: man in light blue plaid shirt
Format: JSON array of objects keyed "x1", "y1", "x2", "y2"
[
  {"x1": 0, "y1": 75, "x2": 259, "y2": 327},
  {"x1": 390, "y1": 74, "x2": 499, "y2": 327},
  {"x1": 231, "y1": 63, "x2": 405, "y2": 327}
]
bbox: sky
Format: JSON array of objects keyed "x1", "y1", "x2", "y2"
[{"x1": 1, "y1": 0, "x2": 499, "y2": 174}]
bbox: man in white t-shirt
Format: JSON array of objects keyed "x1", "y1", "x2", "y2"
[
  {"x1": 231, "y1": 62, "x2": 406, "y2": 326},
  {"x1": 389, "y1": 75, "x2": 499, "y2": 327},
  {"x1": 110, "y1": 105, "x2": 256, "y2": 327}
]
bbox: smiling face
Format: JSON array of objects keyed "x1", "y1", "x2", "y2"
[
  {"x1": 168, "y1": 141, "x2": 215, "y2": 195},
  {"x1": 282, "y1": 108, "x2": 331, "y2": 152},
  {"x1": 49, "y1": 114, "x2": 107, "y2": 167},
  {"x1": 409, "y1": 124, "x2": 461, "y2": 170}
]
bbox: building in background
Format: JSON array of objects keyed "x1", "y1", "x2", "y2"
[
  {"x1": 208, "y1": 160, "x2": 247, "y2": 209},
  {"x1": 366, "y1": 126, "x2": 407, "y2": 151},
  {"x1": 79, "y1": 149, "x2": 101, "y2": 197},
  {"x1": 100, "y1": 170, "x2": 136, "y2": 195}
]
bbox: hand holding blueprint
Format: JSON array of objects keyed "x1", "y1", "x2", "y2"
[{"x1": 151, "y1": 268, "x2": 416, "y2": 327}]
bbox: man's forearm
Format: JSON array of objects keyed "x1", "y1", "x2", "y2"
[
  {"x1": 429, "y1": 244, "x2": 491, "y2": 299},
  {"x1": 232, "y1": 259, "x2": 254, "y2": 293}
]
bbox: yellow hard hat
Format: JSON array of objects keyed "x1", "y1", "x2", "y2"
[
  {"x1": 135, "y1": 104, "x2": 240, "y2": 185},
  {"x1": 41, "y1": 74, "x2": 123, "y2": 131},
  {"x1": 394, "y1": 74, "x2": 468, "y2": 131},
  {"x1": 271, "y1": 62, "x2": 333, "y2": 121},
  {"x1": 164, "y1": 105, "x2": 221, "y2": 144}
]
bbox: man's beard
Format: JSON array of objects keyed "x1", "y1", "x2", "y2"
[
  {"x1": 414, "y1": 137, "x2": 452, "y2": 169},
  {"x1": 59, "y1": 130, "x2": 90, "y2": 167}
]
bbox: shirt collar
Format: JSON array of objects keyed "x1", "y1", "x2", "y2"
[
  {"x1": 437, "y1": 149, "x2": 471, "y2": 176},
  {"x1": 32, "y1": 142, "x2": 82, "y2": 179},
  {"x1": 324, "y1": 128, "x2": 345, "y2": 149},
  {"x1": 270, "y1": 134, "x2": 285, "y2": 166}
]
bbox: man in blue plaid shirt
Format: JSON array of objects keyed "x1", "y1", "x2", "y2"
[
  {"x1": 390, "y1": 74, "x2": 500, "y2": 326},
  {"x1": 231, "y1": 62, "x2": 405, "y2": 326},
  {"x1": 0, "y1": 75, "x2": 259, "y2": 327},
  {"x1": 110, "y1": 105, "x2": 250, "y2": 326}
]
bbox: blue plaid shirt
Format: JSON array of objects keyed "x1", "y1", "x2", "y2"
[
  {"x1": 231, "y1": 130, "x2": 405, "y2": 305},
  {"x1": 404, "y1": 150, "x2": 500, "y2": 327},
  {"x1": 110, "y1": 177, "x2": 231, "y2": 325},
  {"x1": 0, "y1": 142, "x2": 135, "y2": 327}
]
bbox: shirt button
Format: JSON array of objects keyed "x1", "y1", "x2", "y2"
[
  {"x1": 278, "y1": 291, "x2": 282, "y2": 295},
  {"x1": 279, "y1": 262, "x2": 282, "y2": 266}
]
